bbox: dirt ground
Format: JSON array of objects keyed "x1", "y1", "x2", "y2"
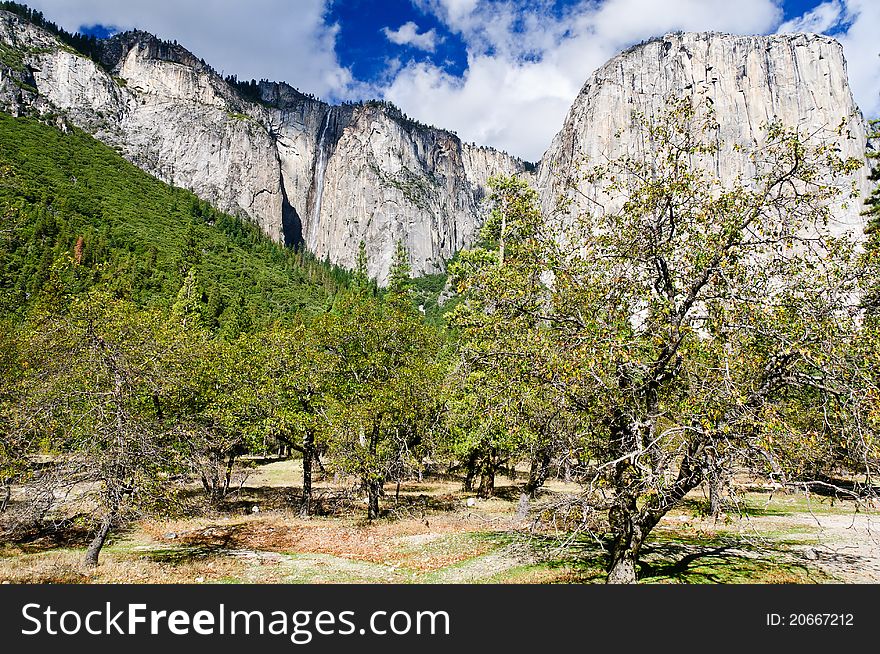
[{"x1": 1, "y1": 458, "x2": 877, "y2": 584}]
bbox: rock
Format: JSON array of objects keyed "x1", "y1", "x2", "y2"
[
  {"x1": 0, "y1": 13, "x2": 869, "y2": 281},
  {"x1": 466, "y1": 497, "x2": 476, "y2": 507},
  {"x1": 0, "y1": 11, "x2": 524, "y2": 284},
  {"x1": 195, "y1": 576, "x2": 205, "y2": 583},
  {"x1": 295, "y1": 102, "x2": 524, "y2": 282},
  {"x1": 251, "y1": 505, "x2": 260, "y2": 513},
  {"x1": 804, "y1": 547, "x2": 819, "y2": 561},
  {"x1": 537, "y1": 32, "x2": 869, "y2": 240},
  {"x1": 163, "y1": 532, "x2": 178, "y2": 540}
]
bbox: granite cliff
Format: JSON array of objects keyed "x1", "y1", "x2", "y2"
[{"x1": 0, "y1": 12, "x2": 871, "y2": 282}]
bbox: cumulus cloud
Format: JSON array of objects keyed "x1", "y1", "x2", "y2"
[
  {"x1": 777, "y1": 0, "x2": 843, "y2": 33},
  {"x1": 20, "y1": 0, "x2": 355, "y2": 100},
  {"x1": 388, "y1": 0, "x2": 785, "y2": 160},
  {"x1": 834, "y1": 0, "x2": 880, "y2": 118},
  {"x1": 382, "y1": 21, "x2": 440, "y2": 52},
  {"x1": 385, "y1": 0, "x2": 878, "y2": 160}
]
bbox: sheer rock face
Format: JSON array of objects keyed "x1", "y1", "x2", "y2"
[
  {"x1": 0, "y1": 11, "x2": 524, "y2": 283},
  {"x1": 536, "y1": 32, "x2": 871, "y2": 238},
  {"x1": 1, "y1": 13, "x2": 871, "y2": 283}
]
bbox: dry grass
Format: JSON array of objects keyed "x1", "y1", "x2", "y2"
[
  {"x1": 139, "y1": 511, "x2": 507, "y2": 572},
  {"x1": 2, "y1": 458, "x2": 876, "y2": 584},
  {"x1": 0, "y1": 548, "x2": 247, "y2": 584}
]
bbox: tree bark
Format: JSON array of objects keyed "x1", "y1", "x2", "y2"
[
  {"x1": 606, "y1": 498, "x2": 652, "y2": 584},
  {"x1": 314, "y1": 451, "x2": 326, "y2": 475},
  {"x1": 525, "y1": 449, "x2": 552, "y2": 498},
  {"x1": 223, "y1": 453, "x2": 235, "y2": 497},
  {"x1": 477, "y1": 466, "x2": 495, "y2": 499},
  {"x1": 709, "y1": 473, "x2": 724, "y2": 520},
  {"x1": 1, "y1": 483, "x2": 10, "y2": 513},
  {"x1": 84, "y1": 513, "x2": 114, "y2": 567},
  {"x1": 367, "y1": 480, "x2": 381, "y2": 520},
  {"x1": 462, "y1": 450, "x2": 479, "y2": 492},
  {"x1": 366, "y1": 422, "x2": 381, "y2": 520},
  {"x1": 475, "y1": 447, "x2": 499, "y2": 499},
  {"x1": 606, "y1": 531, "x2": 644, "y2": 584},
  {"x1": 606, "y1": 412, "x2": 645, "y2": 584},
  {"x1": 200, "y1": 472, "x2": 211, "y2": 498},
  {"x1": 300, "y1": 430, "x2": 314, "y2": 516}
]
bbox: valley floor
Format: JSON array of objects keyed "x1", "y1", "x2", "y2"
[{"x1": 1, "y1": 459, "x2": 878, "y2": 584}]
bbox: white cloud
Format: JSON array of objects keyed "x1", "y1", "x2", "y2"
[
  {"x1": 777, "y1": 0, "x2": 843, "y2": 33},
  {"x1": 776, "y1": 0, "x2": 879, "y2": 118},
  {"x1": 834, "y1": 0, "x2": 880, "y2": 118},
  {"x1": 382, "y1": 21, "x2": 440, "y2": 52},
  {"x1": 20, "y1": 0, "x2": 355, "y2": 101},
  {"x1": 388, "y1": 0, "x2": 785, "y2": 160}
]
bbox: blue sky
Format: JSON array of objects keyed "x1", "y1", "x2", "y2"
[
  {"x1": 25, "y1": 1, "x2": 880, "y2": 160},
  {"x1": 325, "y1": 0, "x2": 846, "y2": 90}
]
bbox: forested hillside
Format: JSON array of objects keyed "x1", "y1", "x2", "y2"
[{"x1": 0, "y1": 114, "x2": 352, "y2": 327}]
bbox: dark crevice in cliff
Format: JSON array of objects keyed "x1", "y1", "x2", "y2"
[{"x1": 279, "y1": 179, "x2": 302, "y2": 248}]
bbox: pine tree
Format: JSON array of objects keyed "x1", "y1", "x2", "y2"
[
  {"x1": 171, "y1": 268, "x2": 203, "y2": 328},
  {"x1": 178, "y1": 224, "x2": 202, "y2": 278},
  {"x1": 388, "y1": 240, "x2": 412, "y2": 295},
  {"x1": 353, "y1": 240, "x2": 370, "y2": 292},
  {"x1": 222, "y1": 287, "x2": 252, "y2": 337},
  {"x1": 205, "y1": 282, "x2": 224, "y2": 330}
]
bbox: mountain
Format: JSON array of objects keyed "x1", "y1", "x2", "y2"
[
  {"x1": 0, "y1": 9, "x2": 525, "y2": 284},
  {"x1": 0, "y1": 111, "x2": 352, "y2": 324},
  {"x1": 0, "y1": 9, "x2": 872, "y2": 284},
  {"x1": 537, "y1": 32, "x2": 871, "y2": 235}
]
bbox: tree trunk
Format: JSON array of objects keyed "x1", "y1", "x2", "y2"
[
  {"x1": 477, "y1": 467, "x2": 495, "y2": 499},
  {"x1": 462, "y1": 450, "x2": 479, "y2": 492},
  {"x1": 200, "y1": 472, "x2": 213, "y2": 499},
  {"x1": 366, "y1": 422, "x2": 381, "y2": 520},
  {"x1": 84, "y1": 513, "x2": 114, "y2": 567},
  {"x1": 1, "y1": 483, "x2": 10, "y2": 513},
  {"x1": 606, "y1": 533, "x2": 643, "y2": 584},
  {"x1": 223, "y1": 453, "x2": 235, "y2": 497},
  {"x1": 525, "y1": 449, "x2": 552, "y2": 498},
  {"x1": 201, "y1": 451, "x2": 226, "y2": 504},
  {"x1": 606, "y1": 500, "x2": 649, "y2": 584},
  {"x1": 367, "y1": 480, "x2": 381, "y2": 520},
  {"x1": 476, "y1": 448, "x2": 498, "y2": 499},
  {"x1": 300, "y1": 430, "x2": 314, "y2": 517},
  {"x1": 709, "y1": 473, "x2": 724, "y2": 520}
]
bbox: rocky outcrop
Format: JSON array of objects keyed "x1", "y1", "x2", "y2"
[
  {"x1": 1, "y1": 12, "x2": 871, "y2": 282},
  {"x1": 304, "y1": 104, "x2": 524, "y2": 275},
  {"x1": 536, "y1": 32, "x2": 871, "y2": 238},
  {"x1": 0, "y1": 11, "x2": 525, "y2": 282}
]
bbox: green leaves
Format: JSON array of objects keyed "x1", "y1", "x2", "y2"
[{"x1": 451, "y1": 97, "x2": 874, "y2": 571}]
